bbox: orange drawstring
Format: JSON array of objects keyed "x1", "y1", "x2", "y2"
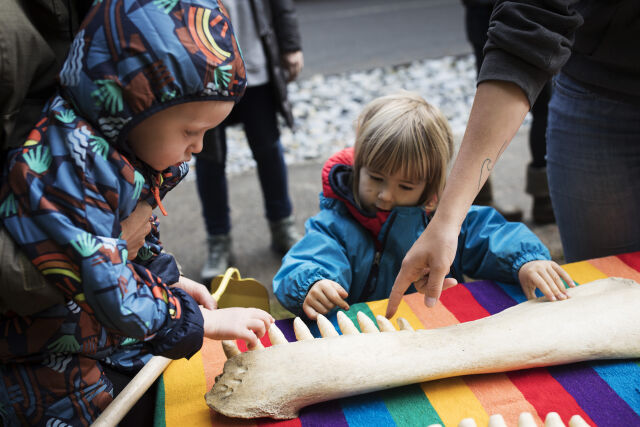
[{"x1": 152, "y1": 174, "x2": 168, "y2": 216}]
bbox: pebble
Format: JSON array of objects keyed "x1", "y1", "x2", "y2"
[{"x1": 189, "y1": 53, "x2": 530, "y2": 179}]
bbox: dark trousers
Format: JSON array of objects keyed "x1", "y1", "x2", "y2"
[
  {"x1": 195, "y1": 83, "x2": 292, "y2": 236},
  {"x1": 464, "y1": 2, "x2": 550, "y2": 168}
]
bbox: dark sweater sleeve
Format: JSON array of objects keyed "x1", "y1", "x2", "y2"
[
  {"x1": 478, "y1": 0, "x2": 583, "y2": 106},
  {"x1": 270, "y1": 0, "x2": 302, "y2": 53}
]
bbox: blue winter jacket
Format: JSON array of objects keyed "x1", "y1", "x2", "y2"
[
  {"x1": 0, "y1": 0, "x2": 246, "y2": 365},
  {"x1": 273, "y1": 148, "x2": 550, "y2": 317}
]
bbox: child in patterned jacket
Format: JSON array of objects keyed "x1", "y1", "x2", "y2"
[
  {"x1": 0, "y1": 1, "x2": 272, "y2": 425},
  {"x1": 273, "y1": 91, "x2": 573, "y2": 320}
]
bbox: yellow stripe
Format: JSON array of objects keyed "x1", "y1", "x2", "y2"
[
  {"x1": 420, "y1": 377, "x2": 489, "y2": 427},
  {"x1": 561, "y1": 260, "x2": 607, "y2": 285},
  {"x1": 164, "y1": 350, "x2": 211, "y2": 426},
  {"x1": 42, "y1": 268, "x2": 81, "y2": 282},
  {"x1": 366, "y1": 298, "x2": 425, "y2": 330},
  {"x1": 202, "y1": 9, "x2": 230, "y2": 59}
]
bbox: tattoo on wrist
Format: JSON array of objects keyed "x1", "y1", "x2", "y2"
[{"x1": 478, "y1": 139, "x2": 509, "y2": 191}]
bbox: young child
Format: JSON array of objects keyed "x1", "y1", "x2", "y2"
[
  {"x1": 0, "y1": 1, "x2": 272, "y2": 425},
  {"x1": 273, "y1": 91, "x2": 573, "y2": 320}
]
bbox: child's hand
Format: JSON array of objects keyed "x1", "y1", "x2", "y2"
[
  {"x1": 120, "y1": 201, "x2": 152, "y2": 260},
  {"x1": 518, "y1": 260, "x2": 575, "y2": 301},
  {"x1": 200, "y1": 307, "x2": 274, "y2": 349},
  {"x1": 303, "y1": 279, "x2": 349, "y2": 320},
  {"x1": 171, "y1": 276, "x2": 217, "y2": 310}
]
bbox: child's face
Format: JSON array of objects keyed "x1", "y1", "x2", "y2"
[
  {"x1": 358, "y1": 167, "x2": 427, "y2": 213},
  {"x1": 128, "y1": 100, "x2": 234, "y2": 171}
]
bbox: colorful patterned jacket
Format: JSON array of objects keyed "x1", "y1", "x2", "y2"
[
  {"x1": 273, "y1": 148, "x2": 551, "y2": 317},
  {"x1": 0, "y1": 0, "x2": 246, "y2": 365}
]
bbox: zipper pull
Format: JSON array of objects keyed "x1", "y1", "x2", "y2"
[{"x1": 373, "y1": 251, "x2": 381, "y2": 266}]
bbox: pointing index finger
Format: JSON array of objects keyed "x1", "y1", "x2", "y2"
[{"x1": 385, "y1": 268, "x2": 414, "y2": 318}]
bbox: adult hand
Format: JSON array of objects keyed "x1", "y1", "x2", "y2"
[
  {"x1": 171, "y1": 276, "x2": 217, "y2": 310},
  {"x1": 281, "y1": 50, "x2": 304, "y2": 82},
  {"x1": 120, "y1": 201, "x2": 153, "y2": 260},
  {"x1": 303, "y1": 279, "x2": 349, "y2": 320},
  {"x1": 386, "y1": 220, "x2": 459, "y2": 318},
  {"x1": 200, "y1": 306, "x2": 274, "y2": 349}
]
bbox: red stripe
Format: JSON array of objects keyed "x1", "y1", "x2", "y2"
[
  {"x1": 439, "y1": 284, "x2": 489, "y2": 322},
  {"x1": 507, "y1": 369, "x2": 596, "y2": 425},
  {"x1": 617, "y1": 251, "x2": 640, "y2": 272},
  {"x1": 236, "y1": 333, "x2": 272, "y2": 352}
]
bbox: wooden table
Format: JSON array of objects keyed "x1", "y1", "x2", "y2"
[{"x1": 154, "y1": 252, "x2": 640, "y2": 427}]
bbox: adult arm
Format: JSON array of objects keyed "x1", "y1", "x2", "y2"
[{"x1": 386, "y1": 0, "x2": 584, "y2": 317}]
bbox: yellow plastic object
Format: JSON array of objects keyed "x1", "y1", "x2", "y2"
[{"x1": 210, "y1": 267, "x2": 270, "y2": 313}]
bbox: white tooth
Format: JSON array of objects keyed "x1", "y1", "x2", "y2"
[
  {"x1": 221, "y1": 340, "x2": 240, "y2": 358},
  {"x1": 568, "y1": 415, "x2": 590, "y2": 427},
  {"x1": 488, "y1": 414, "x2": 508, "y2": 427},
  {"x1": 545, "y1": 412, "x2": 566, "y2": 427},
  {"x1": 337, "y1": 311, "x2": 359, "y2": 335},
  {"x1": 375, "y1": 315, "x2": 396, "y2": 332},
  {"x1": 268, "y1": 323, "x2": 288, "y2": 345},
  {"x1": 293, "y1": 317, "x2": 314, "y2": 341},
  {"x1": 317, "y1": 313, "x2": 339, "y2": 337},
  {"x1": 397, "y1": 317, "x2": 414, "y2": 331},
  {"x1": 518, "y1": 412, "x2": 537, "y2": 427},
  {"x1": 458, "y1": 418, "x2": 478, "y2": 427},
  {"x1": 357, "y1": 311, "x2": 379, "y2": 333}
]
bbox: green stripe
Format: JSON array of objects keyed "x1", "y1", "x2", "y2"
[
  {"x1": 339, "y1": 303, "x2": 376, "y2": 332},
  {"x1": 153, "y1": 375, "x2": 166, "y2": 427},
  {"x1": 384, "y1": 384, "x2": 443, "y2": 426}
]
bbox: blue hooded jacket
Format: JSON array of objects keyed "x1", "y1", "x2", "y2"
[
  {"x1": 273, "y1": 148, "x2": 551, "y2": 317},
  {"x1": 0, "y1": 0, "x2": 246, "y2": 364}
]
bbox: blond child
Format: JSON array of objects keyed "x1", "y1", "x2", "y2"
[
  {"x1": 273, "y1": 91, "x2": 572, "y2": 320},
  {"x1": 0, "y1": 1, "x2": 272, "y2": 424}
]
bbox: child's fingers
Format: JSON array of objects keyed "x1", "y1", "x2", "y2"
[
  {"x1": 247, "y1": 318, "x2": 268, "y2": 338},
  {"x1": 303, "y1": 303, "x2": 319, "y2": 320},
  {"x1": 540, "y1": 269, "x2": 567, "y2": 300},
  {"x1": 326, "y1": 283, "x2": 349, "y2": 311},
  {"x1": 552, "y1": 263, "x2": 575, "y2": 288},
  {"x1": 530, "y1": 272, "x2": 556, "y2": 301},
  {"x1": 306, "y1": 297, "x2": 332, "y2": 316}
]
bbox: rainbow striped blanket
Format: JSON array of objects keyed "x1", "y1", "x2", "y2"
[{"x1": 154, "y1": 252, "x2": 640, "y2": 427}]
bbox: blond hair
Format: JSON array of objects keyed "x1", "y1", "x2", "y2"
[{"x1": 352, "y1": 91, "x2": 454, "y2": 207}]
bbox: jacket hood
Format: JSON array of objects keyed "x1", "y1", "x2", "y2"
[
  {"x1": 58, "y1": 0, "x2": 246, "y2": 150},
  {"x1": 321, "y1": 147, "x2": 390, "y2": 239}
]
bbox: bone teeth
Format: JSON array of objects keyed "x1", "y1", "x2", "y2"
[
  {"x1": 268, "y1": 323, "x2": 288, "y2": 345},
  {"x1": 316, "y1": 313, "x2": 339, "y2": 337},
  {"x1": 458, "y1": 418, "x2": 478, "y2": 427},
  {"x1": 337, "y1": 311, "x2": 360, "y2": 335},
  {"x1": 397, "y1": 317, "x2": 414, "y2": 331},
  {"x1": 293, "y1": 317, "x2": 314, "y2": 341},
  {"x1": 357, "y1": 311, "x2": 379, "y2": 333},
  {"x1": 545, "y1": 412, "x2": 566, "y2": 427},
  {"x1": 221, "y1": 340, "x2": 241, "y2": 358},
  {"x1": 375, "y1": 315, "x2": 396, "y2": 332},
  {"x1": 518, "y1": 412, "x2": 537, "y2": 427},
  {"x1": 488, "y1": 414, "x2": 508, "y2": 427},
  {"x1": 569, "y1": 415, "x2": 590, "y2": 427}
]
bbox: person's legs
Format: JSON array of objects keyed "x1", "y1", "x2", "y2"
[
  {"x1": 547, "y1": 72, "x2": 640, "y2": 262},
  {"x1": 234, "y1": 84, "x2": 299, "y2": 253},
  {"x1": 464, "y1": 2, "x2": 523, "y2": 221},
  {"x1": 527, "y1": 81, "x2": 555, "y2": 224},
  {"x1": 196, "y1": 127, "x2": 233, "y2": 280}
]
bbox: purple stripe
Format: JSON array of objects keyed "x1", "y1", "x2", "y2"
[
  {"x1": 300, "y1": 401, "x2": 349, "y2": 427},
  {"x1": 275, "y1": 319, "x2": 297, "y2": 343},
  {"x1": 549, "y1": 363, "x2": 640, "y2": 427},
  {"x1": 463, "y1": 280, "x2": 517, "y2": 314}
]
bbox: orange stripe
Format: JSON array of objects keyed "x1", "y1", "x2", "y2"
[
  {"x1": 194, "y1": 8, "x2": 226, "y2": 63},
  {"x1": 588, "y1": 256, "x2": 640, "y2": 282},
  {"x1": 463, "y1": 373, "x2": 543, "y2": 426},
  {"x1": 403, "y1": 292, "x2": 459, "y2": 329}
]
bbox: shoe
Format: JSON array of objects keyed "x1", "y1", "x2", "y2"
[
  {"x1": 269, "y1": 216, "x2": 302, "y2": 255},
  {"x1": 201, "y1": 234, "x2": 232, "y2": 282},
  {"x1": 532, "y1": 196, "x2": 555, "y2": 225},
  {"x1": 526, "y1": 164, "x2": 556, "y2": 225}
]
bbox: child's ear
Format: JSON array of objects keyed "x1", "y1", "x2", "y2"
[{"x1": 424, "y1": 194, "x2": 438, "y2": 213}]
